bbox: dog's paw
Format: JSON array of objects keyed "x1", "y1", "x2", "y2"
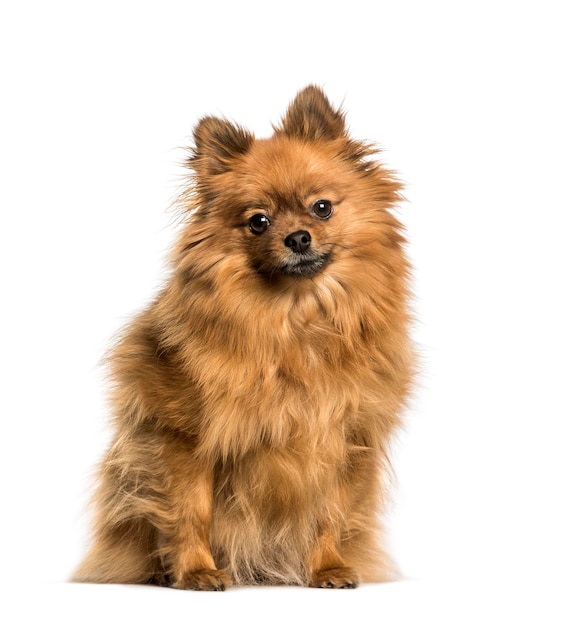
[
  {"x1": 309, "y1": 566, "x2": 360, "y2": 589},
  {"x1": 174, "y1": 568, "x2": 232, "y2": 591}
]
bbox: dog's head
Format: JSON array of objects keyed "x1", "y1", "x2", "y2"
[{"x1": 179, "y1": 86, "x2": 404, "y2": 292}]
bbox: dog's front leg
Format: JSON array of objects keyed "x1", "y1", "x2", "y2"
[
  {"x1": 308, "y1": 525, "x2": 360, "y2": 589},
  {"x1": 166, "y1": 452, "x2": 231, "y2": 591}
]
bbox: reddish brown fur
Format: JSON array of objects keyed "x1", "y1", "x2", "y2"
[{"x1": 72, "y1": 86, "x2": 413, "y2": 590}]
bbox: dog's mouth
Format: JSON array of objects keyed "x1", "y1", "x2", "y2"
[{"x1": 278, "y1": 251, "x2": 332, "y2": 277}]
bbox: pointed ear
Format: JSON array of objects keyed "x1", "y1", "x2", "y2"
[
  {"x1": 275, "y1": 85, "x2": 347, "y2": 141},
  {"x1": 192, "y1": 116, "x2": 253, "y2": 175}
]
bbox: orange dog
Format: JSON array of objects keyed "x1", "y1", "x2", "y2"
[{"x1": 73, "y1": 86, "x2": 413, "y2": 590}]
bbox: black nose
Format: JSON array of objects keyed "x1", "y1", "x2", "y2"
[{"x1": 284, "y1": 230, "x2": 311, "y2": 254}]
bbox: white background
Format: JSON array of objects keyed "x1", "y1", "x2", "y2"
[{"x1": 1, "y1": 1, "x2": 564, "y2": 624}]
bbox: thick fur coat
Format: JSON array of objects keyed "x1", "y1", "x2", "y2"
[{"x1": 73, "y1": 86, "x2": 413, "y2": 590}]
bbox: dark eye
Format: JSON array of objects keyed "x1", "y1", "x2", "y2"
[
  {"x1": 249, "y1": 214, "x2": 271, "y2": 234},
  {"x1": 311, "y1": 199, "x2": 333, "y2": 219}
]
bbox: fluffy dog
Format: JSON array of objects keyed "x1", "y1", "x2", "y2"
[{"x1": 73, "y1": 86, "x2": 413, "y2": 590}]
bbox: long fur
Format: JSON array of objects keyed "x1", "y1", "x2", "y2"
[{"x1": 73, "y1": 86, "x2": 413, "y2": 590}]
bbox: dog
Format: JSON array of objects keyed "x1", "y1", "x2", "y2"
[{"x1": 73, "y1": 86, "x2": 413, "y2": 590}]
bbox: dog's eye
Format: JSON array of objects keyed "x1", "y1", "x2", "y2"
[
  {"x1": 311, "y1": 199, "x2": 333, "y2": 219},
  {"x1": 249, "y1": 214, "x2": 271, "y2": 234}
]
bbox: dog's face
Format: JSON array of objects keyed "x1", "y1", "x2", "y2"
[
  {"x1": 183, "y1": 86, "x2": 402, "y2": 289},
  {"x1": 232, "y1": 138, "x2": 354, "y2": 279}
]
